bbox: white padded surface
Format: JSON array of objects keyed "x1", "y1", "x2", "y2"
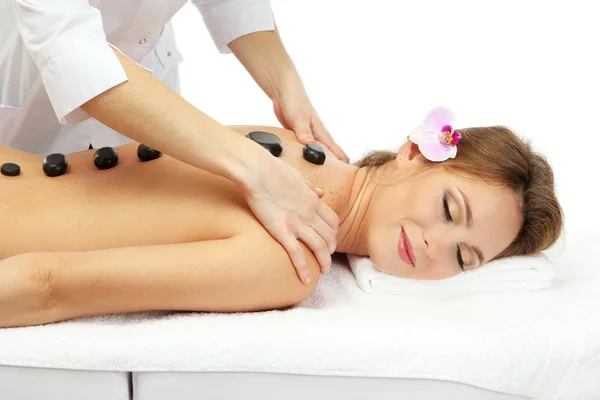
[
  {"x1": 0, "y1": 365, "x2": 130, "y2": 400},
  {"x1": 134, "y1": 372, "x2": 530, "y2": 400},
  {"x1": 0, "y1": 228, "x2": 597, "y2": 400}
]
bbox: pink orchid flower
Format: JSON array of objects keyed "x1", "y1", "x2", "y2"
[{"x1": 408, "y1": 107, "x2": 462, "y2": 162}]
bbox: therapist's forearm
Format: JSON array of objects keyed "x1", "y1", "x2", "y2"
[
  {"x1": 80, "y1": 48, "x2": 262, "y2": 188},
  {"x1": 228, "y1": 24, "x2": 304, "y2": 101}
]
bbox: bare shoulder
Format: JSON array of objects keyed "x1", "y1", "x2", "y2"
[{"x1": 235, "y1": 219, "x2": 322, "y2": 303}]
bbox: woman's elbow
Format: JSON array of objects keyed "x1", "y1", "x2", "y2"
[
  {"x1": 263, "y1": 246, "x2": 321, "y2": 309},
  {"x1": 0, "y1": 253, "x2": 57, "y2": 328},
  {"x1": 284, "y1": 273, "x2": 320, "y2": 307}
]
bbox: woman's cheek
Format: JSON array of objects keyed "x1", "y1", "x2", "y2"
[{"x1": 369, "y1": 240, "x2": 400, "y2": 276}]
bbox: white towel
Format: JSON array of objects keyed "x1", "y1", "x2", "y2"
[
  {"x1": 348, "y1": 253, "x2": 555, "y2": 295},
  {"x1": 1, "y1": 231, "x2": 598, "y2": 400}
]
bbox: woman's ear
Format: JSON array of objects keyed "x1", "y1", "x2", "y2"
[
  {"x1": 396, "y1": 140, "x2": 423, "y2": 166},
  {"x1": 407, "y1": 141, "x2": 421, "y2": 161}
]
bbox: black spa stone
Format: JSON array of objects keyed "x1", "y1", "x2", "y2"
[
  {"x1": 94, "y1": 147, "x2": 119, "y2": 170},
  {"x1": 43, "y1": 153, "x2": 68, "y2": 177},
  {"x1": 246, "y1": 131, "x2": 283, "y2": 157},
  {"x1": 137, "y1": 144, "x2": 162, "y2": 162},
  {"x1": 302, "y1": 143, "x2": 326, "y2": 165},
  {"x1": 1, "y1": 163, "x2": 21, "y2": 177}
]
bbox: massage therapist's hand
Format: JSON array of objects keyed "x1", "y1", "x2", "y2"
[
  {"x1": 273, "y1": 79, "x2": 350, "y2": 163},
  {"x1": 243, "y1": 156, "x2": 339, "y2": 283},
  {"x1": 227, "y1": 30, "x2": 349, "y2": 164}
]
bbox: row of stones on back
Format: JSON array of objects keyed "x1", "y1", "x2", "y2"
[
  {"x1": 1, "y1": 131, "x2": 324, "y2": 177},
  {"x1": 0, "y1": 144, "x2": 161, "y2": 177},
  {"x1": 246, "y1": 131, "x2": 326, "y2": 165}
]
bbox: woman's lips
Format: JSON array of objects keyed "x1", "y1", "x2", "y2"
[{"x1": 398, "y1": 228, "x2": 415, "y2": 266}]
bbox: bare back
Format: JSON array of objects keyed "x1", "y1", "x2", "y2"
[{"x1": 0, "y1": 126, "x2": 346, "y2": 259}]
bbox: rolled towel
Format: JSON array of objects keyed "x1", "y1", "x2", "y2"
[{"x1": 348, "y1": 253, "x2": 555, "y2": 296}]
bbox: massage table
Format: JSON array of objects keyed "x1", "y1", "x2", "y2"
[{"x1": 0, "y1": 227, "x2": 598, "y2": 400}]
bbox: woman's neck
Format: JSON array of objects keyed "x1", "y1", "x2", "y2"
[{"x1": 326, "y1": 164, "x2": 378, "y2": 256}]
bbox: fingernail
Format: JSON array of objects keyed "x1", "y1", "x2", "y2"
[{"x1": 303, "y1": 274, "x2": 312, "y2": 284}]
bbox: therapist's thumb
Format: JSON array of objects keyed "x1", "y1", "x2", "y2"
[{"x1": 292, "y1": 117, "x2": 315, "y2": 145}]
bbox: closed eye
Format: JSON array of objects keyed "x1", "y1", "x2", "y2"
[
  {"x1": 443, "y1": 195, "x2": 465, "y2": 271},
  {"x1": 443, "y1": 195, "x2": 453, "y2": 222}
]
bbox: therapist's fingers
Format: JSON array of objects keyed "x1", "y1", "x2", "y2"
[
  {"x1": 291, "y1": 113, "x2": 315, "y2": 145},
  {"x1": 311, "y1": 116, "x2": 350, "y2": 163},
  {"x1": 296, "y1": 226, "x2": 333, "y2": 276},
  {"x1": 310, "y1": 212, "x2": 337, "y2": 259},
  {"x1": 305, "y1": 179, "x2": 324, "y2": 198},
  {"x1": 318, "y1": 200, "x2": 340, "y2": 234}
]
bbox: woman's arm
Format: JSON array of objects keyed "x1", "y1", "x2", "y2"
[
  {"x1": 0, "y1": 253, "x2": 54, "y2": 328},
  {"x1": 2, "y1": 231, "x2": 320, "y2": 327},
  {"x1": 82, "y1": 49, "x2": 336, "y2": 281}
]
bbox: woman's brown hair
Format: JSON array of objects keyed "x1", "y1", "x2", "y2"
[{"x1": 355, "y1": 126, "x2": 563, "y2": 261}]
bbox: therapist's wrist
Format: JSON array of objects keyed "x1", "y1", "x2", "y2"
[
  {"x1": 267, "y1": 67, "x2": 305, "y2": 102},
  {"x1": 221, "y1": 135, "x2": 271, "y2": 195},
  {"x1": 228, "y1": 29, "x2": 301, "y2": 102}
]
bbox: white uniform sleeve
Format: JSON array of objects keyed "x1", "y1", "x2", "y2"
[
  {"x1": 11, "y1": 0, "x2": 128, "y2": 124},
  {"x1": 191, "y1": 0, "x2": 275, "y2": 54}
]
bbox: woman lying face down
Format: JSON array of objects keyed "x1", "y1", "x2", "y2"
[{"x1": 0, "y1": 114, "x2": 563, "y2": 327}]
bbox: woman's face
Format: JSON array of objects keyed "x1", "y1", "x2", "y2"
[{"x1": 364, "y1": 142, "x2": 523, "y2": 280}]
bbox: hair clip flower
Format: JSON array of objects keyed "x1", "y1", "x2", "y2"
[{"x1": 408, "y1": 107, "x2": 462, "y2": 162}]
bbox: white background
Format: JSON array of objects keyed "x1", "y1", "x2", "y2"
[{"x1": 171, "y1": 0, "x2": 599, "y2": 233}]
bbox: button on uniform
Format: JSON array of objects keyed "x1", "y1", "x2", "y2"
[{"x1": 139, "y1": 34, "x2": 155, "y2": 47}]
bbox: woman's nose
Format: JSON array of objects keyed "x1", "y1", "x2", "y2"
[{"x1": 423, "y1": 227, "x2": 460, "y2": 259}]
